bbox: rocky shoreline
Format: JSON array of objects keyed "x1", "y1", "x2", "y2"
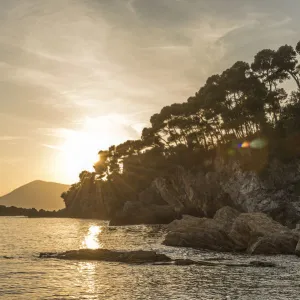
[
  {"x1": 163, "y1": 206, "x2": 300, "y2": 257},
  {"x1": 62, "y1": 158, "x2": 300, "y2": 230},
  {"x1": 3, "y1": 158, "x2": 300, "y2": 257}
]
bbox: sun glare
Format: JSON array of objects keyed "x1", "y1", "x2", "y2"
[
  {"x1": 54, "y1": 114, "x2": 140, "y2": 183},
  {"x1": 82, "y1": 225, "x2": 103, "y2": 249}
]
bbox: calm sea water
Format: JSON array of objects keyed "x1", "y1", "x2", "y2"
[{"x1": 0, "y1": 217, "x2": 300, "y2": 300}]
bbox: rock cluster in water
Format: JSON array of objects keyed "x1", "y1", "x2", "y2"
[{"x1": 163, "y1": 206, "x2": 300, "y2": 256}]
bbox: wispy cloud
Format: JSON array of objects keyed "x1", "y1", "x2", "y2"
[
  {"x1": 1, "y1": 0, "x2": 300, "y2": 194},
  {"x1": 0, "y1": 136, "x2": 25, "y2": 141},
  {"x1": 42, "y1": 144, "x2": 64, "y2": 151}
]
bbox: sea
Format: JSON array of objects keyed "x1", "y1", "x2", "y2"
[{"x1": 0, "y1": 217, "x2": 300, "y2": 300}]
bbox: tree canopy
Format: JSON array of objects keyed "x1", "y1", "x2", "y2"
[{"x1": 62, "y1": 40, "x2": 300, "y2": 204}]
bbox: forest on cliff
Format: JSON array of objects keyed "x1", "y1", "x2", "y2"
[{"x1": 61, "y1": 40, "x2": 300, "y2": 216}]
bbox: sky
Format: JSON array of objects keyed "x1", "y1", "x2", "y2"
[{"x1": 0, "y1": 0, "x2": 300, "y2": 196}]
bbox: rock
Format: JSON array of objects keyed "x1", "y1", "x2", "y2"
[
  {"x1": 163, "y1": 217, "x2": 237, "y2": 252},
  {"x1": 152, "y1": 166, "x2": 235, "y2": 217},
  {"x1": 295, "y1": 239, "x2": 300, "y2": 256},
  {"x1": 110, "y1": 202, "x2": 176, "y2": 226},
  {"x1": 247, "y1": 234, "x2": 298, "y2": 255},
  {"x1": 213, "y1": 206, "x2": 241, "y2": 233},
  {"x1": 249, "y1": 261, "x2": 277, "y2": 268},
  {"x1": 138, "y1": 185, "x2": 166, "y2": 205},
  {"x1": 164, "y1": 209, "x2": 298, "y2": 255},
  {"x1": 229, "y1": 213, "x2": 293, "y2": 250},
  {"x1": 165, "y1": 215, "x2": 206, "y2": 231},
  {"x1": 174, "y1": 259, "x2": 198, "y2": 266},
  {"x1": 40, "y1": 249, "x2": 172, "y2": 264},
  {"x1": 215, "y1": 158, "x2": 300, "y2": 227},
  {"x1": 39, "y1": 249, "x2": 278, "y2": 268}
]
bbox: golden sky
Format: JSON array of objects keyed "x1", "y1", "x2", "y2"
[{"x1": 0, "y1": 0, "x2": 299, "y2": 195}]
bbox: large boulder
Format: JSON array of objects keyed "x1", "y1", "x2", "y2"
[
  {"x1": 164, "y1": 209, "x2": 299, "y2": 255},
  {"x1": 163, "y1": 216, "x2": 237, "y2": 252},
  {"x1": 213, "y1": 206, "x2": 240, "y2": 233},
  {"x1": 248, "y1": 234, "x2": 298, "y2": 255},
  {"x1": 229, "y1": 213, "x2": 295, "y2": 251}
]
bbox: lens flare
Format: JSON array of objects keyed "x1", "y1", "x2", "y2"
[
  {"x1": 250, "y1": 138, "x2": 267, "y2": 149},
  {"x1": 241, "y1": 141, "x2": 250, "y2": 148}
]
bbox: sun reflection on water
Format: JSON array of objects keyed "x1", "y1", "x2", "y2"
[{"x1": 82, "y1": 225, "x2": 103, "y2": 249}]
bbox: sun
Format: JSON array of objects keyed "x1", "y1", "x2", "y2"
[{"x1": 53, "y1": 114, "x2": 140, "y2": 184}]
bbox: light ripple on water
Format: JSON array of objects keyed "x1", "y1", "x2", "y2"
[{"x1": 0, "y1": 217, "x2": 300, "y2": 299}]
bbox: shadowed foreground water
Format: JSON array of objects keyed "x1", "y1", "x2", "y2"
[{"x1": 0, "y1": 217, "x2": 300, "y2": 299}]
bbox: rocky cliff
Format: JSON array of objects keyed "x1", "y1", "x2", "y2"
[{"x1": 63, "y1": 157, "x2": 300, "y2": 228}]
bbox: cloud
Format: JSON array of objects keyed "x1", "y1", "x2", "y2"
[
  {"x1": 1, "y1": 0, "x2": 300, "y2": 193},
  {"x1": 0, "y1": 136, "x2": 25, "y2": 141}
]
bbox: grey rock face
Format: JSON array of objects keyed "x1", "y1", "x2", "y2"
[
  {"x1": 152, "y1": 159, "x2": 300, "y2": 227},
  {"x1": 215, "y1": 158, "x2": 300, "y2": 227},
  {"x1": 63, "y1": 157, "x2": 300, "y2": 228}
]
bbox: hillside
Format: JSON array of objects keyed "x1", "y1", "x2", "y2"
[{"x1": 0, "y1": 180, "x2": 70, "y2": 210}]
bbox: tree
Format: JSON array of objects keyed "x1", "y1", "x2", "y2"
[
  {"x1": 64, "y1": 39, "x2": 300, "y2": 213},
  {"x1": 274, "y1": 45, "x2": 300, "y2": 90}
]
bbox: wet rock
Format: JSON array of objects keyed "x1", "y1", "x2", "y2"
[
  {"x1": 249, "y1": 261, "x2": 277, "y2": 268},
  {"x1": 247, "y1": 234, "x2": 298, "y2": 255},
  {"x1": 174, "y1": 259, "x2": 198, "y2": 266},
  {"x1": 40, "y1": 249, "x2": 172, "y2": 264}
]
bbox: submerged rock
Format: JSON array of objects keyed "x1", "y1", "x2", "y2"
[
  {"x1": 249, "y1": 261, "x2": 277, "y2": 268},
  {"x1": 39, "y1": 249, "x2": 277, "y2": 268},
  {"x1": 40, "y1": 249, "x2": 172, "y2": 264}
]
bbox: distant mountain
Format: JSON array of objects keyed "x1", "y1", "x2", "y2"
[{"x1": 0, "y1": 180, "x2": 70, "y2": 210}]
